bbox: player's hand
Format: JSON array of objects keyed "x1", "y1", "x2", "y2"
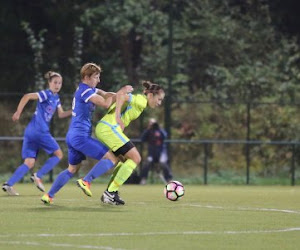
[
  {"x1": 12, "y1": 111, "x2": 20, "y2": 122},
  {"x1": 116, "y1": 117, "x2": 125, "y2": 131}
]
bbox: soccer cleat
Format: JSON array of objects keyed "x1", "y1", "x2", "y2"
[
  {"x1": 30, "y1": 173, "x2": 45, "y2": 192},
  {"x1": 76, "y1": 179, "x2": 92, "y2": 197},
  {"x1": 101, "y1": 190, "x2": 125, "y2": 205},
  {"x1": 2, "y1": 183, "x2": 19, "y2": 196},
  {"x1": 41, "y1": 194, "x2": 53, "y2": 205}
]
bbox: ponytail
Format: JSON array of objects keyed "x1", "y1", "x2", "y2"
[
  {"x1": 44, "y1": 71, "x2": 62, "y2": 82},
  {"x1": 142, "y1": 81, "x2": 164, "y2": 95}
]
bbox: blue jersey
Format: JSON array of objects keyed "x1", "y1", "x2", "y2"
[
  {"x1": 68, "y1": 83, "x2": 97, "y2": 137},
  {"x1": 66, "y1": 83, "x2": 108, "y2": 165},
  {"x1": 27, "y1": 89, "x2": 61, "y2": 133}
]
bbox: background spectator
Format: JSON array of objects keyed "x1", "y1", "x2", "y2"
[{"x1": 140, "y1": 118, "x2": 173, "y2": 184}]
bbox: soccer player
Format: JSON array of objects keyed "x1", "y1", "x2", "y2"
[
  {"x1": 41, "y1": 62, "x2": 133, "y2": 204},
  {"x1": 78, "y1": 80, "x2": 165, "y2": 205},
  {"x1": 2, "y1": 71, "x2": 71, "y2": 195}
]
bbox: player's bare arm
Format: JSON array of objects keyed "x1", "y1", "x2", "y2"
[
  {"x1": 115, "y1": 92, "x2": 130, "y2": 131},
  {"x1": 57, "y1": 106, "x2": 72, "y2": 118},
  {"x1": 12, "y1": 93, "x2": 39, "y2": 122},
  {"x1": 98, "y1": 85, "x2": 133, "y2": 102},
  {"x1": 89, "y1": 93, "x2": 113, "y2": 109},
  {"x1": 97, "y1": 89, "x2": 114, "y2": 98}
]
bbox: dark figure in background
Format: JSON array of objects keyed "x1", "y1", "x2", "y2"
[{"x1": 140, "y1": 118, "x2": 173, "y2": 184}]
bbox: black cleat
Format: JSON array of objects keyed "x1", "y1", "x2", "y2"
[{"x1": 101, "y1": 190, "x2": 125, "y2": 205}]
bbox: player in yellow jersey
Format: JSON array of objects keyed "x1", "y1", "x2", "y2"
[{"x1": 78, "y1": 81, "x2": 165, "y2": 205}]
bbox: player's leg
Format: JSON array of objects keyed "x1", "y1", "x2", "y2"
[
  {"x1": 41, "y1": 143, "x2": 84, "y2": 204},
  {"x1": 31, "y1": 150, "x2": 62, "y2": 192},
  {"x1": 102, "y1": 145, "x2": 141, "y2": 205},
  {"x1": 96, "y1": 122, "x2": 137, "y2": 204},
  {"x1": 2, "y1": 158, "x2": 35, "y2": 196},
  {"x1": 83, "y1": 151, "x2": 118, "y2": 183},
  {"x1": 2, "y1": 135, "x2": 37, "y2": 195},
  {"x1": 41, "y1": 164, "x2": 78, "y2": 205},
  {"x1": 76, "y1": 138, "x2": 117, "y2": 197},
  {"x1": 36, "y1": 150, "x2": 62, "y2": 179},
  {"x1": 48, "y1": 164, "x2": 78, "y2": 197},
  {"x1": 31, "y1": 135, "x2": 62, "y2": 192},
  {"x1": 106, "y1": 161, "x2": 123, "y2": 189},
  {"x1": 77, "y1": 157, "x2": 114, "y2": 197},
  {"x1": 108, "y1": 146, "x2": 141, "y2": 191}
]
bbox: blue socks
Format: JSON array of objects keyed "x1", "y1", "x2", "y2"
[
  {"x1": 48, "y1": 159, "x2": 114, "y2": 198},
  {"x1": 48, "y1": 169, "x2": 73, "y2": 198},
  {"x1": 36, "y1": 156, "x2": 60, "y2": 178},
  {"x1": 7, "y1": 156, "x2": 60, "y2": 187},
  {"x1": 7, "y1": 164, "x2": 30, "y2": 186},
  {"x1": 83, "y1": 159, "x2": 114, "y2": 183}
]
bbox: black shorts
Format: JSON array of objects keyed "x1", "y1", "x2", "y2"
[{"x1": 113, "y1": 141, "x2": 135, "y2": 156}]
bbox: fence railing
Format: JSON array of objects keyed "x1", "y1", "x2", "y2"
[
  {"x1": 1, "y1": 137, "x2": 299, "y2": 185},
  {"x1": 163, "y1": 139, "x2": 299, "y2": 186}
]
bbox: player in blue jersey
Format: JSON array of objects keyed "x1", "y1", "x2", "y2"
[
  {"x1": 2, "y1": 71, "x2": 72, "y2": 196},
  {"x1": 41, "y1": 63, "x2": 133, "y2": 204}
]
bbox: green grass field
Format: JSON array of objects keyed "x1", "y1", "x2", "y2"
[{"x1": 0, "y1": 183, "x2": 299, "y2": 250}]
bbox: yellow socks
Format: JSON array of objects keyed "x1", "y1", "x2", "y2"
[{"x1": 107, "y1": 159, "x2": 137, "y2": 192}]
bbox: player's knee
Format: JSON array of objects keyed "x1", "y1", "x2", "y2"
[
  {"x1": 125, "y1": 148, "x2": 141, "y2": 165},
  {"x1": 67, "y1": 165, "x2": 78, "y2": 174},
  {"x1": 54, "y1": 149, "x2": 63, "y2": 160},
  {"x1": 133, "y1": 154, "x2": 141, "y2": 165},
  {"x1": 24, "y1": 158, "x2": 35, "y2": 168},
  {"x1": 103, "y1": 151, "x2": 118, "y2": 165}
]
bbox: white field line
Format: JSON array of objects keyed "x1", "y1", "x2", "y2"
[
  {"x1": 0, "y1": 228, "x2": 300, "y2": 238},
  {"x1": 0, "y1": 240, "x2": 124, "y2": 250},
  {"x1": 185, "y1": 204, "x2": 300, "y2": 214}
]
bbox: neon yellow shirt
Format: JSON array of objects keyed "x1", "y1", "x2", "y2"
[{"x1": 100, "y1": 93, "x2": 147, "y2": 127}]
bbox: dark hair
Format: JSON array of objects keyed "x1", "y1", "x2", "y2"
[{"x1": 142, "y1": 81, "x2": 164, "y2": 95}]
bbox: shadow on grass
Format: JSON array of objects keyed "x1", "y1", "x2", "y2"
[
  {"x1": 0, "y1": 194, "x2": 41, "y2": 198},
  {"x1": 29, "y1": 204, "x2": 128, "y2": 213}
]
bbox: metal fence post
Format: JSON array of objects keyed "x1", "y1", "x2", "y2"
[
  {"x1": 203, "y1": 143, "x2": 208, "y2": 185},
  {"x1": 291, "y1": 144, "x2": 296, "y2": 186},
  {"x1": 165, "y1": 0, "x2": 173, "y2": 170},
  {"x1": 246, "y1": 102, "x2": 251, "y2": 184}
]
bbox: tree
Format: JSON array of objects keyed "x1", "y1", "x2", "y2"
[{"x1": 21, "y1": 21, "x2": 47, "y2": 90}]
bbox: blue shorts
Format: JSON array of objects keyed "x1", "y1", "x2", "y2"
[
  {"x1": 22, "y1": 127, "x2": 60, "y2": 159},
  {"x1": 66, "y1": 132, "x2": 109, "y2": 165}
]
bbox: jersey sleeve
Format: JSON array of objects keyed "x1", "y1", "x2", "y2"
[
  {"x1": 37, "y1": 90, "x2": 48, "y2": 103},
  {"x1": 81, "y1": 87, "x2": 97, "y2": 103},
  {"x1": 56, "y1": 97, "x2": 62, "y2": 108},
  {"x1": 134, "y1": 94, "x2": 148, "y2": 110}
]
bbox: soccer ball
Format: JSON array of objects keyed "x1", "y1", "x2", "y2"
[{"x1": 164, "y1": 180, "x2": 185, "y2": 201}]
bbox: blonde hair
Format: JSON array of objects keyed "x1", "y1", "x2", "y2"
[
  {"x1": 44, "y1": 71, "x2": 62, "y2": 82},
  {"x1": 80, "y1": 63, "x2": 102, "y2": 79},
  {"x1": 142, "y1": 81, "x2": 164, "y2": 95}
]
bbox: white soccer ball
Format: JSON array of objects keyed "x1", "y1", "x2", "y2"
[{"x1": 164, "y1": 180, "x2": 185, "y2": 201}]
